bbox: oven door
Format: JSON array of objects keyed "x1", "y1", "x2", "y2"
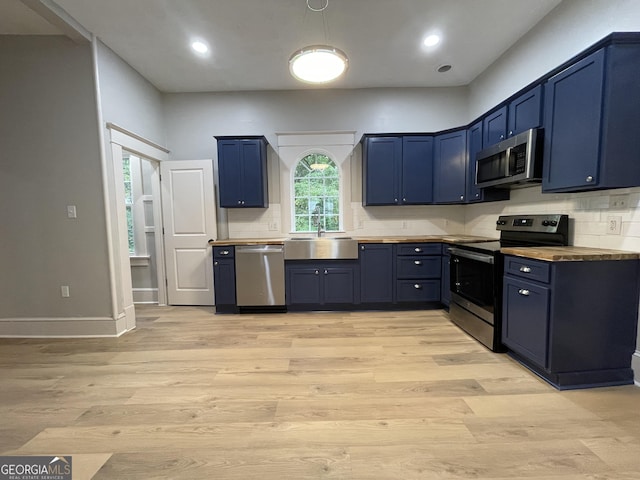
[{"x1": 449, "y1": 247, "x2": 496, "y2": 324}]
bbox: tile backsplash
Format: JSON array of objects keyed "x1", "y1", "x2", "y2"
[{"x1": 465, "y1": 185, "x2": 640, "y2": 251}]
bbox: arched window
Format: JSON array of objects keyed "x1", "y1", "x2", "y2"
[{"x1": 293, "y1": 153, "x2": 340, "y2": 232}]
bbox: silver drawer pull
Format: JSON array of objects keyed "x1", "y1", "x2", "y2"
[
  {"x1": 214, "y1": 261, "x2": 218, "y2": 266},
  {"x1": 414, "y1": 260, "x2": 422, "y2": 265},
  {"x1": 414, "y1": 248, "x2": 422, "y2": 253},
  {"x1": 414, "y1": 284, "x2": 422, "y2": 289},
  {"x1": 518, "y1": 289, "x2": 530, "y2": 296},
  {"x1": 220, "y1": 250, "x2": 230, "y2": 256},
  {"x1": 324, "y1": 269, "x2": 328, "y2": 275},
  {"x1": 315, "y1": 270, "x2": 319, "y2": 275},
  {"x1": 519, "y1": 266, "x2": 531, "y2": 273}
]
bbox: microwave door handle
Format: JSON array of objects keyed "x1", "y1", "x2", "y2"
[{"x1": 504, "y1": 146, "x2": 512, "y2": 176}]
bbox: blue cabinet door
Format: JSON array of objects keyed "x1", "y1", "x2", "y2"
[
  {"x1": 323, "y1": 267, "x2": 355, "y2": 304},
  {"x1": 213, "y1": 258, "x2": 236, "y2": 306},
  {"x1": 217, "y1": 137, "x2": 268, "y2": 208},
  {"x1": 239, "y1": 139, "x2": 268, "y2": 207},
  {"x1": 287, "y1": 266, "x2": 322, "y2": 305},
  {"x1": 508, "y1": 84, "x2": 543, "y2": 137},
  {"x1": 466, "y1": 121, "x2": 483, "y2": 203},
  {"x1": 502, "y1": 276, "x2": 550, "y2": 369},
  {"x1": 363, "y1": 136, "x2": 401, "y2": 205},
  {"x1": 434, "y1": 130, "x2": 467, "y2": 204},
  {"x1": 360, "y1": 244, "x2": 394, "y2": 303},
  {"x1": 217, "y1": 140, "x2": 243, "y2": 207},
  {"x1": 401, "y1": 136, "x2": 433, "y2": 204},
  {"x1": 543, "y1": 50, "x2": 605, "y2": 192},
  {"x1": 483, "y1": 106, "x2": 507, "y2": 146}
]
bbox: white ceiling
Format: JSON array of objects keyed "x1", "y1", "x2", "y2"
[{"x1": 1, "y1": 0, "x2": 563, "y2": 93}]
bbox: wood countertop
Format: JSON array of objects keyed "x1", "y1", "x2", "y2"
[
  {"x1": 501, "y1": 246, "x2": 640, "y2": 261},
  {"x1": 209, "y1": 235, "x2": 495, "y2": 247}
]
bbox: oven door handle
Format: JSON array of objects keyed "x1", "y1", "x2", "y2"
[{"x1": 448, "y1": 247, "x2": 495, "y2": 265}]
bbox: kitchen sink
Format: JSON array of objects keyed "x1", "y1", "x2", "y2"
[{"x1": 284, "y1": 237, "x2": 358, "y2": 260}]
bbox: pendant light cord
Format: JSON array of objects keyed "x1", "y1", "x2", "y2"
[{"x1": 307, "y1": 0, "x2": 328, "y2": 12}]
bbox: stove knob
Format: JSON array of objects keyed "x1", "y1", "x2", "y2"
[
  {"x1": 541, "y1": 220, "x2": 550, "y2": 226},
  {"x1": 549, "y1": 220, "x2": 558, "y2": 226},
  {"x1": 496, "y1": 220, "x2": 506, "y2": 226}
]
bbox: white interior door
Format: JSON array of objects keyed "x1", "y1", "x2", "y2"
[{"x1": 161, "y1": 160, "x2": 217, "y2": 305}]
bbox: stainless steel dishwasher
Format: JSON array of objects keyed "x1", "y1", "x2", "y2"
[{"x1": 235, "y1": 245, "x2": 285, "y2": 307}]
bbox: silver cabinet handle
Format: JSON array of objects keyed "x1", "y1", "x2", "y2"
[
  {"x1": 402, "y1": 197, "x2": 406, "y2": 202},
  {"x1": 324, "y1": 269, "x2": 328, "y2": 275},
  {"x1": 518, "y1": 289, "x2": 530, "y2": 296},
  {"x1": 361, "y1": 245, "x2": 365, "y2": 250},
  {"x1": 315, "y1": 270, "x2": 319, "y2": 275},
  {"x1": 214, "y1": 261, "x2": 218, "y2": 266},
  {"x1": 414, "y1": 248, "x2": 422, "y2": 253},
  {"x1": 453, "y1": 258, "x2": 459, "y2": 263},
  {"x1": 414, "y1": 284, "x2": 422, "y2": 289},
  {"x1": 460, "y1": 195, "x2": 464, "y2": 200},
  {"x1": 220, "y1": 250, "x2": 230, "y2": 256},
  {"x1": 519, "y1": 266, "x2": 531, "y2": 273},
  {"x1": 394, "y1": 198, "x2": 398, "y2": 203},
  {"x1": 509, "y1": 130, "x2": 514, "y2": 136},
  {"x1": 414, "y1": 260, "x2": 422, "y2": 265},
  {"x1": 586, "y1": 176, "x2": 594, "y2": 182}
]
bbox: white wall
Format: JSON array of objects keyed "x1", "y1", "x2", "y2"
[
  {"x1": 0, "y1": 36, "x2": 111, "y2": 325},
  {"x1": 469, "y1": 0, "x2": 640, "y2": 119},
  {"x1": 466, "y1": 0, "x2": 640, "y2": 376}
]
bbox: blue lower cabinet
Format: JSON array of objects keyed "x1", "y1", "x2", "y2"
[
  {"x1": 502, "y1": 255, "x2": 640, "y2": 389},
  {"x1": 286, "y1": 261, "x2": 357, "y2": 308},
  {"x1": 395, "y1": 243, "x2": 442, "y2": 304},
  {"x1": 213, "y1": 246, "x2": 236, "y2": 313},
  {"x1": 360, "y1": 244, "x2": 394, "y2": 304}
]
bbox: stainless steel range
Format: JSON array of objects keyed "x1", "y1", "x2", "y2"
[{"x1": 448, "y1": 214, "x2": 569, "y2": 351}]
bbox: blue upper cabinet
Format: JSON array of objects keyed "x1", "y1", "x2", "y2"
[
  {"x1": 216, "y1": 136, "x2": 268, "y2": 208},
  {"x1": 401, "y1": 136, "x2": 433, "y2": 204},
  {"x1": 508, "y1": 84, "x2": 543, "y2": 137},
  {"x1": 362, "y1": 136, "x2": 401, "y2": 205},
  {"x1": 466, "y1": 121, "x2": 484, "y2": 202},
  {"x1": 434, "y1": 130, "x2": 467, "y2": 204},
  {"x1": 483, "y1": 106, "x2": 508, "y2": 146},
  {"x1": 362, "y1": 135, "x2": 433, "y2": 206},
  {"x1": 483, "y1": 85, "x2": 543, "y2": 147},
  {"x1": 543, "y1": 43, "x2": 640, "y2": 192},
  {"x1": 466, "y1": 121, "x2": 510, "y2": 204}
]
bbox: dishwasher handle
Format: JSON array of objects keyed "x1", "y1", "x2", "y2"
[{"x1": 236, "y1": 245, "x2": 284, "y2": 254}]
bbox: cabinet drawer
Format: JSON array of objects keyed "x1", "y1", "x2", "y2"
[
  {"x1": 213, "y1": 246, "x2": 235, "y2": 259},
  {"x1": 397, "y1": 243, "x2": 440, "y2": 256},
  {"x1": 396, "y1": 256, "x2": 441, "y2": 279},
  {"x1": 396, "y1": 280, "x2": 440, "y2": 302},
  {"x1": 504, "y1": 255, "x2": 551, "y2": 283}
]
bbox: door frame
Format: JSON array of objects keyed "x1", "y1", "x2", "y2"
[{"x1": 106, "y1": 123, "x2": 170, "y2": 322}]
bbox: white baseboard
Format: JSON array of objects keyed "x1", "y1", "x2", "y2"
[
  {"x1": 133, "y1": 288, "x2": 158, "y2": 304},
  {"x1": 0, "y1": 316, "x2": 129, "y2": 337}
]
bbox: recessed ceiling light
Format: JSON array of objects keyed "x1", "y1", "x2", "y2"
[
  {"x1": 191, "y1": 41, "x2": 209, "y2": 55},
  {"x1": 423, "y1": 34, "x2": 441, "y2": 47},
  {"x1": 437, "y1": 64, "x2": 452, "y2": 73}
]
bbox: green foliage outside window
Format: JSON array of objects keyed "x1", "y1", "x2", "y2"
[{"x1": 293, "y1": 154, "x2": 340, "y2": 232}]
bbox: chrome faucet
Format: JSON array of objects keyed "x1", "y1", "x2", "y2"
[{"x1": 317, "y1": 220, "x2": 324, "y2": 237}]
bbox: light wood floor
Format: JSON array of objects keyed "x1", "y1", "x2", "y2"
[{"x1": 1, "y1": 307, "x2": 640, "y2": 479}]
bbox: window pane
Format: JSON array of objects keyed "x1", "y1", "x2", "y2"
[
  {"x1": 126, "y1": 206, "x2": 135, "y2": 254},
  {"x1": 292, "y1": 153, "x2": 340, "y2": 232}
]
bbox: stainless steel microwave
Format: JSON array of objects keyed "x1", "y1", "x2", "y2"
[{"x1": 475, "y1": 128, "x2": 543, "y2": 189}]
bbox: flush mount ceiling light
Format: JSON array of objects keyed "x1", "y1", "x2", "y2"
[{"x1": 289, "y1": 0, "x2": 348, "y2": 84}]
